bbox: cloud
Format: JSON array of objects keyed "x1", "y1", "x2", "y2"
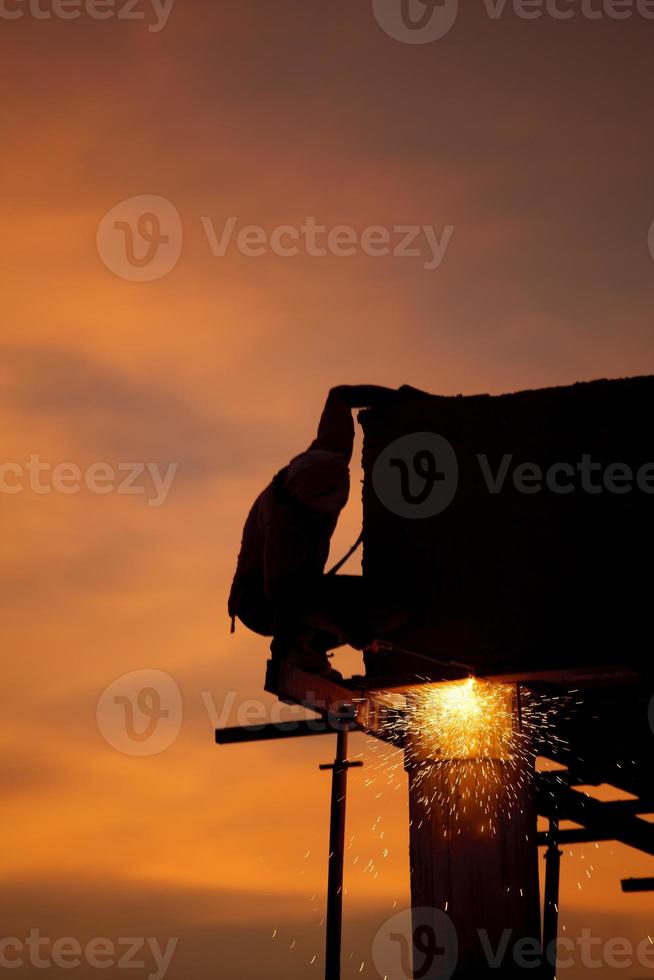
[
  {"x1": 1, "y1": 344, "x2": 242, "y2": 478},
  {"x1": 0, "y1": 874, "x2": 403, "y2": 980},
  {"x1": 0, "y1": 342, "x2": 310, "y2": 489}
]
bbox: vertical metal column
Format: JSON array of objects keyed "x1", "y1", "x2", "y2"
[
  {"x1": 320, "y1": 726, "x2": 363, "y2": 980},
  {"x1": 405, "y1": 683, "x2": 542, "y2": 978},
  {"x1": 543, "y1": 817, "x2": 562, "y2": 979}
]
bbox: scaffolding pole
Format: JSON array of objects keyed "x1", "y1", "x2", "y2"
[
  {"x1": 543, "y1": 818, "x2": 562, "y2": 979},
  {"x1": 320, "y1": 727, "x2": 363, "y2": 980}
]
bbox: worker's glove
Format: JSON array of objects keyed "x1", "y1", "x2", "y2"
[
  {"x1": 395, "y1": 384, "x2": 430, "y2": 401},
  {"x1": 328, "y1": 385, "x2": 397, "y2": 408}
]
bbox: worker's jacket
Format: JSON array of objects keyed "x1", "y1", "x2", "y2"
[{"x1": 228, "y1": 450, "x2": 349, "y2": 636}]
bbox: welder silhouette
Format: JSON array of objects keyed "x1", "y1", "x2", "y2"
[{"x1": 228, "y1": 385, "x2": 402, "y2": 680}]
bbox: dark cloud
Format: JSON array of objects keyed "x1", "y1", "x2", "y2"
[
  {"x1": 0, "y1": 530, "x2": 154, "y2": 615},
  {"x1": 1, "y1": 875, "x2": 652, "y2": 979},
  {"x1": 0, "y1": 875, "x2": 391, "y2": 980},
  {"x1": 1, "y1": 344, "x2": 284, "y2": 477}
]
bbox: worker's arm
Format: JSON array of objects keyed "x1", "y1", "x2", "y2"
[
  {"x1": 327, "y1": 384, "x2": 430, "y2": 407},
  {"x1": 310, "y1": 385, "x2": 428, "y2": 455},
  {"x1": 327, "y1": 385, "x2": 397, "y2": 408},
  {"x1": 308, "y1": 386, "x2": 395, "y2": 456}
]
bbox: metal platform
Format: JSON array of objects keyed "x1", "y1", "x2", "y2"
[{"x1": 261, "y1": 657, "x2": 654, "y2": 859}]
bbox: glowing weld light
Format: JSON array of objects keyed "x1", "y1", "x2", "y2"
[
  {"x1": 408, "y1": 676, "x2": 515, "y2": 762},
  {"x1": 364, "y1": 676, "x2": 573, "y2": 835}
]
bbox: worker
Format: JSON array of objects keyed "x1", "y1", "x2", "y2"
[{"x1": 228, "y1": 385, "x2": 399, "y2": 682}]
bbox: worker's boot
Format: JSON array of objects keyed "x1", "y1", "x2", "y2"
[{"x1": 269, "y1": 630, "x2": 343, "y2": 689}]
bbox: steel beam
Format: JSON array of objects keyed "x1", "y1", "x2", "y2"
[
  {"x1": 215, "y1": 719, "x2": 355, "y2": 745},
  {"x1": 621, "y1": 877, "x2": 654, "y2": 893},
  {"x1": 535, "y1": 784, "x2": 654, "y2": 856}
]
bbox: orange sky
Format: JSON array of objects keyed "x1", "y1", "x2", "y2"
[{"x1": 1, "y1": 1, "x2": 653, "y2": 977}]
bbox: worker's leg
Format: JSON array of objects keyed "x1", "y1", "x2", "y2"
[
  {"x1": 268, "y1": 573, "x2": 411, "y2": 684},
  {"x1": 269, "y1": 575, "x2": 345, "y2": 680},
  {"x1": 297, "y1": 574, "x2": 411, "y2": 650},
  {"x1": 231, "y1": 587, "x2": 274, "y2": 636}
]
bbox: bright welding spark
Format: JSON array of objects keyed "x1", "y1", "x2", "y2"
[
  {"x1": 409, "y1": 677, "x2": 515, "y2": 761},
  {"x1": 361, "y1": 676, "x2": 574, "y2": 835}
]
